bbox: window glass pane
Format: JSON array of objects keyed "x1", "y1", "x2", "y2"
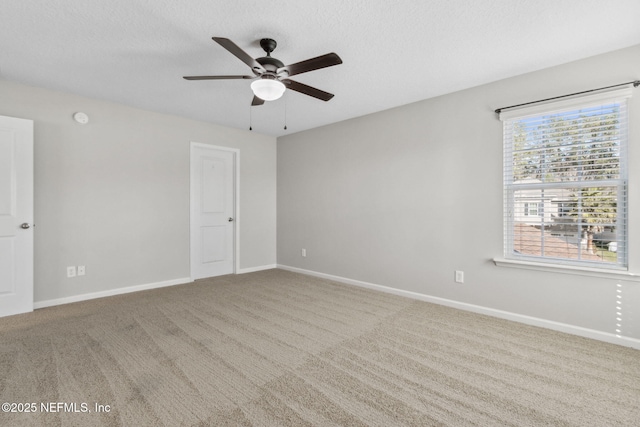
[
  {"x1": 511, "y1": 104, "x2": 622, "y2": 184},
  {"x1": 512, "y1": 185, "x2": 621, "y2": 264}
]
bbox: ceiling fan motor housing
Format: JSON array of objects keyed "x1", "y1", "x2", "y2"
[
  {"x1": 256, "y1": 38, "x2": 285, "y2": 74},
  {"x1": 256, "y1": 56, "x2": 284, "y2": 73}
]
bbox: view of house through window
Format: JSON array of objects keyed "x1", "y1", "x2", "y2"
[{"x1": 502, "y1": 90, "x2": 630, "y2": 269}]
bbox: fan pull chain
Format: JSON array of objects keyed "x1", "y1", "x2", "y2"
[
  {"x1": 284, "y1": 94, "x2": 287, "y2": 130},
  {"x1": 249, "y1": 104, "x2": 253, "y2": 131}
]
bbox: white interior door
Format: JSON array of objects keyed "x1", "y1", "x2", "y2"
[
  {"x1": 0, "y1": 115, "x2": 34, "y2": 317},
  {"x1": 190, "y1": 143, "x2": 236, "y2": 279}
]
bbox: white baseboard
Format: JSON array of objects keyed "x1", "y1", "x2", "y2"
[
  {"x1": 237, "y1": 264, "x2": 278, "y2": 274},
  {"x1": 33, "y1": 265, "x2": 277, "y2": 310},
  {"x1": 34, "y1": 277, "x2": 193, "y2": 310},
  {"x1": 277, "y1": 264, "x2": 640, "y2": 350}
]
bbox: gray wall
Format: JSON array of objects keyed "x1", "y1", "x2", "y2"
[
  {"x1": 0, "y1": 80, "x2": 277, "y2": 303},
  {"x1": 278, "y1": 44, "x2": 640, "y2": 341}
]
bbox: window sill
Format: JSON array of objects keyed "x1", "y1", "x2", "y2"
[{"x1": 492, "y1": 258, "x2": 640, "y2": 282}]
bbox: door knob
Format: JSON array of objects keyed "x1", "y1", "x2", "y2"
[
  {"x1": 228, "y1": 217, "x2": 234, "y2": 222},
  {"x1": 20, "y1": 223, "x2": 31, "y2": 229}
]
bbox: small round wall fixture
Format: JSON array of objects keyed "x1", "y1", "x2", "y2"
[{"x1": 73, "y1": 112, "x2": 89, "y2": 124}]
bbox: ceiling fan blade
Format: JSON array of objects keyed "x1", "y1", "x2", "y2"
[
  {"x1": 251, "y1": 95, "x2": 265, "y2": 106},
  {"x1": 282, "y1": 79, "x2": 335, "y2": 101},
  {"x1": 278, "y1": 53, "x2": 342, "y2": 77},
  {"x1": 212, "y1": 37, "x2": 265, "y2": 74},
  {"x1": 183, "y1": 75, "x2": 254, "y2": 80}
]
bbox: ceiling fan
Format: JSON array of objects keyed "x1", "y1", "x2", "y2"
[{"x1": 184, "y1": 37, "x2": 342, "y2": 106}]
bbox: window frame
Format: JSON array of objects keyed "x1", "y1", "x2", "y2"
[{"x1": 499, "y1": 87, "x2": 632, "y2": 272}]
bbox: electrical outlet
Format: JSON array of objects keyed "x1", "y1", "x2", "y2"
[
  {"x1": 77, "y1": 265, "x2": 86, "y2": 276},
  {"x1": 455, "y1": 270, "x2": 464, "y2": 283},
  {"x1": 301, "y1": 248, "x2": 307, "y2": 257},
  {"x1": 67, "y1": 266, "x2": 76, "y2": 278}
]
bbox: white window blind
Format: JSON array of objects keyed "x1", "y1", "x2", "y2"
[{"x1": 501, "y1": 88, "x2": 631, "y2": 270}]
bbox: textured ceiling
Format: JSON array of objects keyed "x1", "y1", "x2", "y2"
[{"x1": 2, "y1": 0, "x2": 640, "y2": 137}]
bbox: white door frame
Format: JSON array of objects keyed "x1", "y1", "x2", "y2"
[{"x1": 190, "y1": 142, "x2": 240, "y2": 280}]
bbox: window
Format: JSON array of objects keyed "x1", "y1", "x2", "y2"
[
  {"x1": 501, "y1": 88, "x2": 631, "y2": 270},
  {"x1": 524, "y1": 202, "x2": 542, "y2": 217}
]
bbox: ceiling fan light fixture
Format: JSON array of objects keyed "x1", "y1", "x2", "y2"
[{"x1": 251, "y1": 79, "x2": 285, "y2": 101}]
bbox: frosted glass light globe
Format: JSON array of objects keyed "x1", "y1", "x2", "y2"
[{"x1": 251, "y1": 79, "x2": 286, "y2": 101}]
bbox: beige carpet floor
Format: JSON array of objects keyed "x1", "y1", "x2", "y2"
[{"x1": 1, "y1": 269, "x2": 638, "y2": 426}]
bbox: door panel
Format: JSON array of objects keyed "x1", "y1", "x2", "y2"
[
  {"x1": 0, "y1": 131, "x2": 15, "y2": 215},
  {"x1": 202, "y1": 158, "x2": 226, "y2": 213},
  {"x1": 0, "y1": 237, "x2": 15, "y2": 293},
  {"x1": 201, "y1": 226, "x2": 227, "y2": 263},
  {"x1": 0, "y1": 115, "x2": 34, "y2": 317}
]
